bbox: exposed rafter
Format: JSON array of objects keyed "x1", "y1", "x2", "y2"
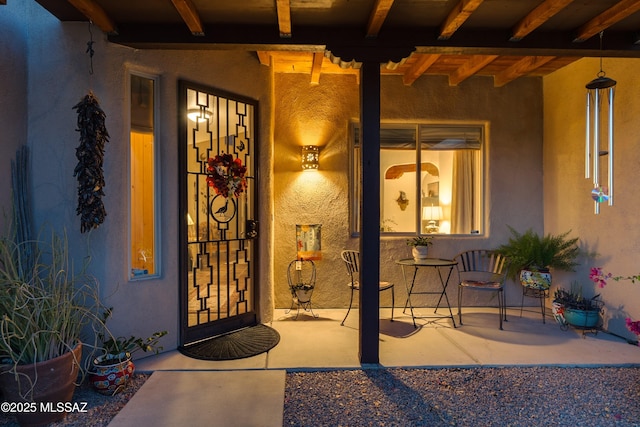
[
  {"x1": 276, "y1": 0, "x2": 292, "y2": 38},
  {"x1": 494, "y1": 56, "x2": 555, "y2": 87},
  {"x1": 574, "y1": 0, "x2": 640, "y2": 42},
  {"x1": 402, "y1": 54, "x2": 440, "y2": 86},
  {"x1": 67, "y1": 0, "x2": 117, "y2": 35},
  {"x1": 170, "y1": 0, "x2": 204, "y2": 36},
  {"x1": 39, "y1": 0, "x2": 640, "y2": 87},
  {"x1": 510, "y1": 0, "x2": 574, "y2": 42},
  {"x1": 366, "y1": 0, "x2": 395, "y2": 37},
  {"x1": 439, "y1": 0, "x2": 485, "y2": 40},
  {"x1": 310, "y1": 52, "x2": 324, "y2": 84},
  {"x1": 449, "y1": 55, "x2": 498, "y2": 86}
]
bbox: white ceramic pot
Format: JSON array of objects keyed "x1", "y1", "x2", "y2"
[{"x1": 412, "y1": 246, "x2": 429, "y2": 260}]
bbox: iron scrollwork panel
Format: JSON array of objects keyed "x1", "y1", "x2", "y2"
[{"x1": 185, "y1": 87, "x2": 255, "y2": 328}]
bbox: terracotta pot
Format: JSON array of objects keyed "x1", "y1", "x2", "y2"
[
  {"x1": 89, "y1": 352, "x2": 135, "y2": 395},
  {"x1": 0, "y1": 343, "x2": 82, "y2": 427}
]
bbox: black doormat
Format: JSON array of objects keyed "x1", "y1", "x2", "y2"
[{"x1": 178, "y1": 324, "x2": 280, "y2": 361}]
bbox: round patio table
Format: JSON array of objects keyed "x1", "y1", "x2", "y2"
[{"x1": 395, "y1": 258, "x2": 458, "y2": 328}]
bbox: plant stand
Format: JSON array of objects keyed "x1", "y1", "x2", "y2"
[
  {"x1": 553, "y1": 300, "x2": 604, "y2": 337},
  {"x1": 286, "y1": 259, "x2": 317, "y2": 320},
  {"x1": 521, "y1": 285, "x2": 550, "y2": 323}
]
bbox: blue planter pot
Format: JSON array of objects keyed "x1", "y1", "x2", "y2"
[{"x1": 563, "y1": 308, "x2": 600, "y2": 328}]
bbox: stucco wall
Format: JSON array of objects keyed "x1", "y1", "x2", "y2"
[
  {"x1": 13, "y1": 1, "x2": 273, "y2": 354},
  {"x1": 0, "y1": 1, "x2": 29, "y2": 232},
  {"x1": 273, "y1": 72, "x2": 545, "y2": 310},
  {"x1": 6, "y1": 1, "x2": 550, "y2": 354},
  {"x1": 543, "y1": 57, "x2": 640, "y2": 340}
]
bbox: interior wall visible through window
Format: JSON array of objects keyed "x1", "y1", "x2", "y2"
[
  {"x1": 130, "y1": 72, "x2": 160, "y2": 279},
  {"x1": 350, "y1": 123, "x2": 485, "y2": 236}
]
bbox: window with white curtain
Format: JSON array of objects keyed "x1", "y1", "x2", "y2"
[{"x1": 350, "y1": 122, "x2": 485, "y2": 236}]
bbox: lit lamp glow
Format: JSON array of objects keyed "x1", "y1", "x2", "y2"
[
  {"x1": 187, "y1": 107, "x2": 212, "y2": 123},
  {"x1": 423, "y1": 205, "x2": 443, "y2": 233},
  {"x1": 301, "y1": 145, "x2": 320, "y2": 171}
]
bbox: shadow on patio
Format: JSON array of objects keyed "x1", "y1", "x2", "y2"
[{"x1": 136, "y1": 307, "x2": 639, "y2": 372}]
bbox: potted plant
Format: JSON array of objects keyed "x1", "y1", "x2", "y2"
[
  {"x1": 0, "y1": 229, "x2": 105, "y2": 426},
  {"x1": 496, "y1": 226, "x2": 580, "y2": 290},
  {"x1": 552, "y1": 284, "x2": 603, "y2": 328},
  {"x1": 90, "y1": 308, "x2": 167, "y2": 395},
  {"x1": 406, "y1": 236, "x2": 433, "y2": 260}
]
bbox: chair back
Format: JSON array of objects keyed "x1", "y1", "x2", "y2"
[
  {"x1": 455, "y1": 250, "x2": 509, "y2": 283},
  {"x1": 341, "y1": 250, "x2": 360, "y2": 284}
]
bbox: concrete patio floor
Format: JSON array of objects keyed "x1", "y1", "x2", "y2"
[{"x1": 112, "y1": 307, "x2": 639, "y2": 426}]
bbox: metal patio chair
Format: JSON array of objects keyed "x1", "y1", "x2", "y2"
[
  {"x1": 455, "y1": 249, "x2": 509, "y2": 330},
  {"x1": 340, "y1": 250, "x2": 394, "y2": 326}
]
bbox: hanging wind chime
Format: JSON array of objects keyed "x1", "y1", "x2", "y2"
[{"x1": 585, "y1": 32, "x2": 616, "y2": 215}]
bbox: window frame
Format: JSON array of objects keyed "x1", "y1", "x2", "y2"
[
  {"x1": 128, "y1": 70, "x2": 162, "y2": 281},
  {"x1": 349, "y1": 121, "x2": 487, "y2": 237}
]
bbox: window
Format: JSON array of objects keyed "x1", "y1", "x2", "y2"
[
  {"x1": 350, "y1": 122, "x2": 485, "y2": 236},
  {"x1": 129, "y1": 72, "x2": 160, "y2": 279}
]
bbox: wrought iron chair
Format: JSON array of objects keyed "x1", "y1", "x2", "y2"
[
  {"x1": 455, "y1": 250, "x2": 510, "y2": 330},
  {"x1": 340, "y1": 250, "x2": 394, "y2": 326},
  {"x1": 286, "y1": 258, "x2": 317, "y2": 319}
]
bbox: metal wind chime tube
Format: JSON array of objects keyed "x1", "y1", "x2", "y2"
[
  {"x1": 585, "y1": 91, "x2": 590, "y2": 180},
  {"x1": 585, "y1": 32, "x2": 616, "y2": 215},
  {"x1": 585, "y1": 79, "x2": 615, "y2": 214},
  {"x1": 608, "y1": 87, "x2": 614, "y2": 206}
]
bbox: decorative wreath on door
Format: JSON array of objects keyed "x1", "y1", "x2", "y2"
[{"x1": 206, "y1": 153, "x2": 247, "y2": 198}]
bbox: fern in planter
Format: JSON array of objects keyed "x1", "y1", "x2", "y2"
[{"x1": 496, "y1": 226, "x2": 580, "y2": 281}]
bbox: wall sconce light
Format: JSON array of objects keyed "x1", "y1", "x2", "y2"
[
  {"x1": 301, "y1": 145, "x2": 320, "y2": 171},
  {"x1": 585, "y1": 31, "x2": 616, "y2": 215},
  {"x1": 187, "y1": 107, "x2": 212, "y2": 123},
  {"x1": 423, "y1": 205, "x2": 443, "y2": 233}
]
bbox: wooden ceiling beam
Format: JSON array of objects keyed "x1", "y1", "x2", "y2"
[
  {"x1": 494, "y1": 56, "x2": 555, "y2": 87},
  {"x1": 170, "y1": 0, "x2": 204, "y2": 36},
  {"x1": 276, "y1": 0, "x2": 292, "y2": 38},
  {"x1": 510, "y1": 0, "x2": 574, "y2": 42},
  {"x1": 449, "y1": 54, "x2": 497, "y2": 85},
  {"x1": 574, "y1": 0, "x2": 640, "y2": 42},
  {"x1": 438, "y1": 0, "x2": 485, "y2": 40},
  {"x1": 257, "y1": 51, "x2": 271, "y2": 66},
  {"x1": 310, "y1": 52, "x2": 324, "y2": 84},
  {"x1": 67, "y1": 0, "x2": 117, "y2": 34},
  {"x1": 402, "y1": 54, "x2": 441, "y2": 85},
  {"x1": 366, "y1": 0, "x2": 396, "y2": 37}
]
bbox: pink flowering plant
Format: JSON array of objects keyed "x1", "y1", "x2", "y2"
[{"x1": 589, "y1": 267, "x2": 640, "y2": 344}]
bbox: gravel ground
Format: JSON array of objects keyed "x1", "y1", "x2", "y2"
[
  {"x1": 284, "y1": 367, "x2": 640, "y2": 426},
  {"x1": 1, "y1": 367, "x2": 639, "y2": 426},
  {"x1": 0, "y1": 374, "x2": 150, "y2": 427}
]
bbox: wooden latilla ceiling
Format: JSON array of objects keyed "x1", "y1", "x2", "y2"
[{"x1": 35, "y1": 0, "x2": 640, "y2": 87}]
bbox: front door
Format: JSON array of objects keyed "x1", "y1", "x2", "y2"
[{"x1": 179, "y1": 80, "x2": 258, "y2": 345}]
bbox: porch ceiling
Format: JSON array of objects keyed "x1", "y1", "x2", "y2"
[{"x1": 35, "y1": 0, "x2": 640, "y2": 86}]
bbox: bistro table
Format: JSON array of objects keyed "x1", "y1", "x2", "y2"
[{"x1": 395, "y1": 258, "x2": 458, "y2": 328}]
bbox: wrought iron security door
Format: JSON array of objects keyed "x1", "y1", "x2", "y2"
[{"x1": 179, "y1": 81, "x2": 258, "y2": 345}]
